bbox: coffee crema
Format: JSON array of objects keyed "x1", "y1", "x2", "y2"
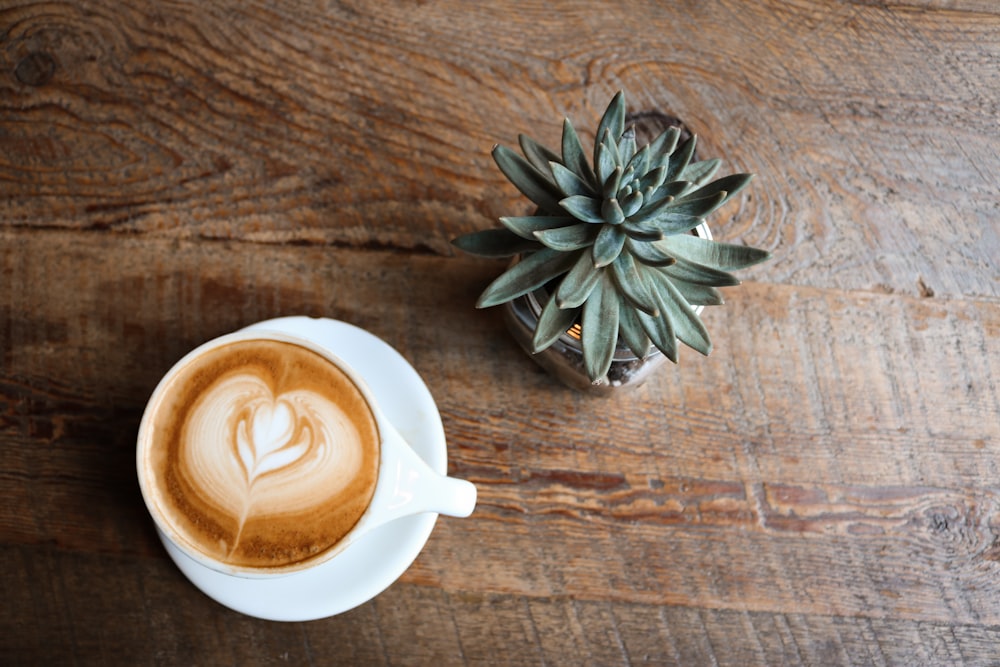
[{"x1": 140, "y1": 339, "x2": 380, "y2": 570}]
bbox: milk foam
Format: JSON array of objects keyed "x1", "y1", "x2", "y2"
[{"x1": 183, "y1": 374, "x2": 364, "y2": 537}]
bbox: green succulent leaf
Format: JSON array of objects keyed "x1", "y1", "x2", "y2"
[
  {"x1": 556, "y1": 250, "x2": 602, "y2": 308},
  {"x1": 625, "y1": 144, "x2": 650, "y2": 177},
  {"x1": 670, "y1": 279, "x2": 725, "y2": 306},
  {"x1": 681, "y1": 158, "x2": 721, "y2": 187},
  {"x1": 625, "y1": 187, "x2": 714, "y2": 227},
  {"x1": 611, "y1": 252, "x2": 659, "y2": 316},
  {"x1": 452, "y1": 228, "x2": 541, "y2": 257},
  {"x1": 663, "y1": 256, "x2": 741, "y2": 287},
  {"x1": 602, "y1": 165, "x2": 624, "y2": 199},
  {"x1": 625, "y1": 237, "x2": 676, "y2": 267},
  {"x1": 594, "y1": 91, "x2": 626, "y2": 166},
  {"x1": 618, "y1": 126, "x2": 637, "y2": 164},
  {"x1": 620, "y1": 190, "x2": 644, "y2": 218},
  {"x1": 595, "y1": 129, "x2": 621, "y2": 186},
  {"x1": 532, "y1": 295, "x2": 581, "y2": 353},
  {"x1": 621, "y1": 162, "x2": 637, "y2": 184},
  {"x1": 621, "y1": 219, "x2": 666, "y2": 242},
  {"x1": 601, "y1": 197, "x2": 626, "y2": 225},
  {"x1": 664, "y1": 135, "x2": 697, "y2": 182},
  {"x1": 658, "y1": 234, "x2": 771, "y2": 270},
  {"x1": 534, "y1": 223, "x2": 600, "y2": 251},
  {"x1": 637, "y1": 294, "x2": 677, "y2": 363},
  {"x1": 477, "y1": 248, "x2": 577, "y2": 308},
  {"x1": 500, "y1": 215, "x2": 578, "y2": 240},
  {"x1": 550, "y1": 161, "x2": 595, "y2": 197},
  {"x1": 645, "y1": 179, "x2": 692, "y2": 207},
  {"x1": 519, "y1": 134, "x2": 561, "y2": 178},
  {"x1": 618, "y1": 299, "x2": 651, "y2": 359},
  {"x1": 648, "y1": 126, "x2": 681, "y2": 163},
  {"x1": 629, "y1": 208, "x2": 705, "y2": 237},
  {"x1": 622, "y1": 197, "x2": 671, "y2": 226},
  {"x1": 592, "y1": 224, "x2": 626, "y2": 267},
  {"x1": 581, "y1": 273, "x2": 620, "y2": 382},
  {"x1": 562, "y1": 119, "x2": 597, "y2": 189},
  {"x1": 560, "y1": 195, "x2": 605, "y2": 223},
  {"x1": 678, "y1": 173, "x2": 753, "y2": 205},
  {"x1": 647, "y1": 269, "x2": 713, "y2": 356},
  {"x1": 638, "y1": 166, "x2": 667, "y2": 198},
  {"x1": 493, "y1": 144, "x2": 563, "y2": 213},
  {"x1": 662, "y1": 190, "x2": 728, "y2": 218}
]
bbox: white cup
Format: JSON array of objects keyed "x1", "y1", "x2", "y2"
[{"x1": 137, "y1": 327, "x2": 476, "y2": 578}]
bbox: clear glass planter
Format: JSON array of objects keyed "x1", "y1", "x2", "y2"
[{"x1": 501, "y1": 222, "x2": 712, "y2": 395}]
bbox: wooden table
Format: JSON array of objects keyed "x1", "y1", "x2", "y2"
[{"x1": 2, "y1": 1, "x2": 998, "y2": 664}]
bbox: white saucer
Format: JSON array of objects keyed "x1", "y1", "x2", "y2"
[{"x1": 158, "y1": 317, "x2": 446, "y2": 621}]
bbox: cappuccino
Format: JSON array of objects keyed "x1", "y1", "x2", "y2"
[{"x1": 139, "y1": 338, "x2": 380, "y2": 571}]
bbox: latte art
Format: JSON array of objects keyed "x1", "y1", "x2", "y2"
[
  {"x1": 235, "y1": 397, "x2": 312, "y2": 484},
  {"x1": 184, "y1": 374, "x2": 367, "y2": 554},
  {"x1": 141, "y1": 339, "x2": 380, "y2": 570}
]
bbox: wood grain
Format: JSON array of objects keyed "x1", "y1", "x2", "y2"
[
  {"x1": 7, "y1": 547, "x2": 1000, "y2": 665},
  {"x1": 2, "y1": 228, "x2": 999, "y2": 664},
  {"x1": 2, "y1": 0, "x2": 998, "y2": 664},
  {"x1": 2, "y1": 0, "x2": 998, "y2": 298}
]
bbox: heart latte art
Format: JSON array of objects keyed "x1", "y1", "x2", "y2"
[
  {"x1": 141, "y1": 339, "x2": 380, "y2": 570},
  {"x1": 185, "y1": 377, "x2": 362, "y2": 539}
]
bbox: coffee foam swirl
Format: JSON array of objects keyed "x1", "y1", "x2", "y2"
[
  {"x1": 185, "y1": 374, "x2": 364, "y2": 529},
  {"x1": 144, "y1": 339, "x2": 380, "y2": 570}
]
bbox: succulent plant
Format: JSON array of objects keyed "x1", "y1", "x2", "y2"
[{"x1": 453, "y1": 91, "x2": 770, "y2": 383}]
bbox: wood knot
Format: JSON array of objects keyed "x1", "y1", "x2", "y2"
[{"x1": 15, "y1": 52, "x2": 56, "y2": 87}]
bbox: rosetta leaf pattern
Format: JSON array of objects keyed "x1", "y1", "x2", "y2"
[{"x1": 235, "y1": 400, "x2": 311, "y2": 485}]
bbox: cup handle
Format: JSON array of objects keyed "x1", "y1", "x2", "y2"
[{"x1": 362, "y1": 424, "x2": 477, "y2": 530}]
